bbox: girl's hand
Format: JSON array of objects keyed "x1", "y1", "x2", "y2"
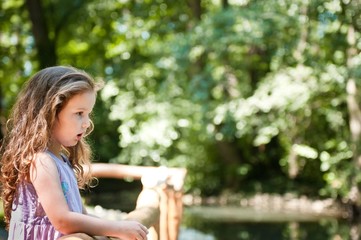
[
  {"x1": 93, "y1": 236, "x2": 112, "y2": 240},
  {"x1": 115, "y1": 220, "x2": 149, "y2": 240}
]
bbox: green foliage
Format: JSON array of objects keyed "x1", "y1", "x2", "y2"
[{"x1": 1, "y1": 0, "x2": 361, "y2": 200}]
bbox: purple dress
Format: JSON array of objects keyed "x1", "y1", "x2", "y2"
[{"x1": 8, "y1": 151, "x2": 83, "y2": 240}]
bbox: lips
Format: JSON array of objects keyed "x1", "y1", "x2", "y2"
[{"x1": 76, "y1": 133, "x2": 83, "y2": 140}]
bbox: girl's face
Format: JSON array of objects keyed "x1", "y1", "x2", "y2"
[{"x1": 51, "y1": 90, "x2": 96, "y2": 150}]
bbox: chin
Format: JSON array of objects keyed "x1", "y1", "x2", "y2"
[{"x1": 64, "y1": 142, "x2": 78, "y2": 147}]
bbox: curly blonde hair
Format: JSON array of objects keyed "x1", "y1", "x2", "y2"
[{"x1": 0, "y1": 66, "x2": 102, "y2": 228}]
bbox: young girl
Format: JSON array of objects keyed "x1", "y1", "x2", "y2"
[{"x1": 0, "y1": 66, "x2": 148, "y2": 240}]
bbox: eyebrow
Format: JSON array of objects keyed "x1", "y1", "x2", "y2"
[{"x1": 74, "y1": 107, "x2": 93, "y2": 111}]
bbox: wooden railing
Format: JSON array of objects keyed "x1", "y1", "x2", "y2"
[{"x1": 90, "y1": 164, "x2": 187, "y2": 240}]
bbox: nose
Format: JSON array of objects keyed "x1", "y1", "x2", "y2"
[{"x1": 82, "y1": 116, "x2": 91, "y2": 129}]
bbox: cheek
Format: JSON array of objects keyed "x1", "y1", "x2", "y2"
[
  {"x1": 52, "y1": 119, "x2": 70, "y2": 139},
  {"x1": 52, "y1": 122, "x2": 63, "y2": 141}
]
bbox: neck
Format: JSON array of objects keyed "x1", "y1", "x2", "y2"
[{"x1": 47, "y1": 143, "x2": 62, "y2": 159}]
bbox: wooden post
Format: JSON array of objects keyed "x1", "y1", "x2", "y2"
[
  {"x1": 158, "y1": 185, "x2": 184, "y2": 240},
  {"x1": 90, "y1": 164, "x2": 187, "y2": 240}
]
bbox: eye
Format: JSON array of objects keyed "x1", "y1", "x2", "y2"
[{"x1": 76, "y1": 112, "x2": 83, "y2": 116}]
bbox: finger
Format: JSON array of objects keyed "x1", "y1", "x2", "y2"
[
  {"x1": 135, "y1": 233, "x2": 145, "y2": 240},
  {"x1": 138, "y1": 227, "x2": 148, "y2": 240},
  {"x1": 136, "y1": 223, "x2": 148, "y2": 235},
  {"x1": 139, "y1": 230, "x2": 147, "y2": 240},
  {"x1": 140, "y1": 224, "x2": 148, "y2": 234}
]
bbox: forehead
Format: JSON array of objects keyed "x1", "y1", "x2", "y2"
[{"x1": 64, "y1": 91, "x2": 96, "y2": 110}]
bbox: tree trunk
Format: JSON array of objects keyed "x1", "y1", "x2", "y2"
[
  {"x1": 293, "y1": 0, "x2": 308, "y2": 64},
  {"x1": 222, "y1": 0, "x2": 229, "y2": 9},
  {"x1": 346, "y1": 21, "x2": 361, "y2": 224},
  {"x1": 188, "y1": 0, "x2": 202, "y2": 21},
  {"x1": 25, "y1": 0, "x2": 57, "y2": 68}
]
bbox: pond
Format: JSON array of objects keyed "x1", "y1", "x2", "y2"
[{"x1": 179, "y1": 206, "x2": 352, "y2": 240}]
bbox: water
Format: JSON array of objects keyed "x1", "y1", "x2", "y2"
[
  {"x1": 179, "y1": 221, "x2": 349, "y2": 240},
  {"x1": 179, "y1": 206, "x2": 352, "y2": 240}
]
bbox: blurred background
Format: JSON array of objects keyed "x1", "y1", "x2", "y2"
[{"x1": 1, "y1": 0, "x2": 361, "y2": 239}]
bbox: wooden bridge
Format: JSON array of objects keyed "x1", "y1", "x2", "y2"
[{"x1": 90, "y1": 163, "x2": 187, "y2": 240}]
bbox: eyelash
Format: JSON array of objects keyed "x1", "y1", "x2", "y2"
[{"x1": 76, "y1": 112, "x2": 93, "y2": 117}]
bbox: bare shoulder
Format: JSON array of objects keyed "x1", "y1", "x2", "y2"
[
  {"x1": 32, "y1": 151, "x2": 56, "y2": 168},
  {"x1": 30, "y1": 151, "x2": 58, "y2": 182}
]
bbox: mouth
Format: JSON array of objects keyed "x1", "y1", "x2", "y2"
[{"x1": 76, "y1": 133, "x2": 83, "y2": 140}]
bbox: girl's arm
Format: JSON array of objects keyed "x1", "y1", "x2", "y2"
[
  {"x1": 30, "y1": 153, "x2": 148, "y2": 240},
  {"x1": 82, "y1": 200, "x2": 114, "y2": 239}
]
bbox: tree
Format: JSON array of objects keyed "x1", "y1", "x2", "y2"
[
  {"x1": 25, "y1": 0, "x2": 56, "y2": 68},
  {"x1": 1, "y1": 0, "x2": 361, "y2": 214}
]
